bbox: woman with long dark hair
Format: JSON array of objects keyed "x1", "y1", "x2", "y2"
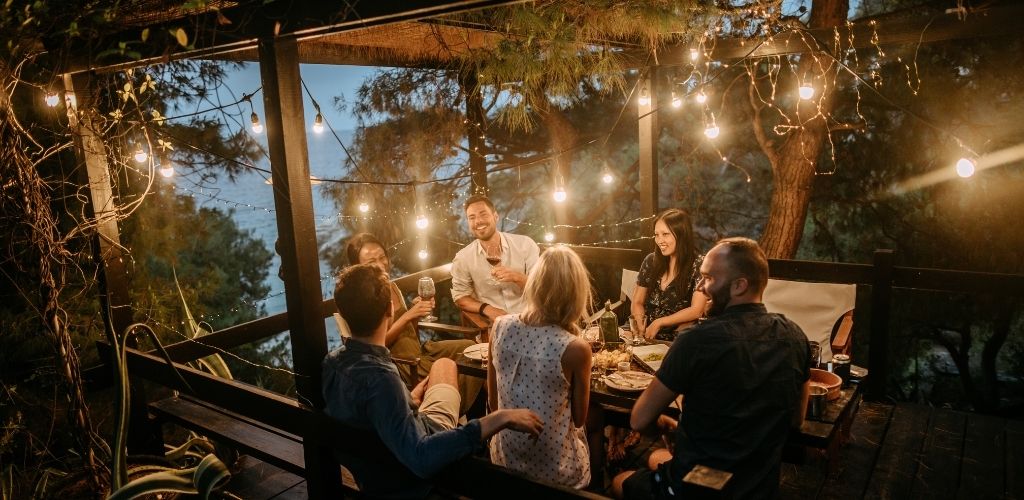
[{"x1": 631, "y1": 209, "x2": 707, "y2": 340}]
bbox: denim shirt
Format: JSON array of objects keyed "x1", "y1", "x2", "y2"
[{"x1": 322, "y1": 337, "x2": 483, "y2": 498}]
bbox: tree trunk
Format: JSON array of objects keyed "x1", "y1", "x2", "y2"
[
  {"x1": 460, "y1": 70, "x2": 489, "y2": 196},
  {"x1": 757, "y1": 0, "x2": 849, "y2": 258},
  {"x1": 537, "y1": 101, "x2": 579, "y2": 241}
]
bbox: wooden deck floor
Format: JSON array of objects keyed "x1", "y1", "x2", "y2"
[{"x1": 218, "y1": 402, "x2": 1023, "y2": 499}]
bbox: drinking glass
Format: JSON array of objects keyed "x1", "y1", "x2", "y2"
[
  {"x1": 583, "y1": 326, "x2": 604, "y2": 377},
  {"x1": 628, "y1": 315, "x2": 646, "y2": 346},
  {"x1": 808, "y1": 341, "x2": 821, "y2": 369},
  {"x1": 417, "y1": 277, "x2": 438, "y2": 323},
  {"x1": 485, "y1": 247, "x2": 502, "y2": 286}
]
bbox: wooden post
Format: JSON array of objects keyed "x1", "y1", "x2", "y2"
[
  {"x1": 866, "y1": 249, "x2": 894, "y2": 401},
  {"x1": 64, "y1": 72, "x2": 161, "y2": 454},
  {"x1": 638, "y1": 69, "x2": 659, "y2": 217},
  {"x1": 258, "y1": 35, "x2": 341, "y2": 497},
  {"x1": 461, "y1": 71, "x2": 488, "y2": 195}
]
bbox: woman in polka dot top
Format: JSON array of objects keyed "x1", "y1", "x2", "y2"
[{"x1": 487, "y1": 245, "x2": 593, "y2": 489}]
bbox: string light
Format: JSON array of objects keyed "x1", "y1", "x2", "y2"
[
  {"x1": 638, "y1": 87, "x2": 651, "y2": 106},
  {"x1": 689, "y1": 48, "x2": 700, "y2": 62},
  {"x1": 312, "y1": 113, "x2": 324, "y2": 134},
  {"x1": 133, "y1": 145, "x2": 148, "y2": 163},
  {"x1": 250, "y1": 112, "x2": 263, "y2": 134},
  {"x1": 358, "y1": 202, "x2": 370, "y2": 213},
  {"x1": 955, "y1": 157, "x2": 976, "y2": 178},
  {"x1": 44, "y1": 92, "x2": 59, "y2": 107},
  {"x1": 695, "y1": 91, "x2": 708, "y2": 104},
  {"x1": 602, "y1": 171, "x2": 614, "y2": 184},
  {"x1": 418, "y1": 249, "x2": 429, "y2": 260},
  {"x1": 544, "y1": 232, "x2": 555, "y2": 242},
  {"x1": 670, "y1": 91, "x2": 682, "y2": 108},
  {"x1": 158, "y1": 161, "x2": 175, "y2": 178},
  {"x1": 704, "y1": 114, "x2": 720, "y2": 139},
  {"x1": 415, "y1": 214, "x2": 429, "y2": 229},
  {"x1": 505, "y1": 214, "x2": 655, "y2": 229},
  {"x1": 798, "y1": 82, "x2": 815, "y2": 100}
]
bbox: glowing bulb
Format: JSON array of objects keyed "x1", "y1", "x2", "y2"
[
  {"x1": 798, "y1": 83, "x2": 815, "y2": 100},
  {"x1": 696, "y1": 92, "x2": 708, "y2": 104},
  {"x1": 312, "y1": 113, "x2": 324, "y2": 134},
  {"x1": 689, "y1": 48, "x2": 699, "y2": 61},
  {"x1": 638, "y1": 87, "x2": 650, "y2": 106},
  {"x1": 544, "y1": 232, "x2": 555, "y2": 242},
  {"x1": 671, "y1": 92, "x2": 682, "y2": 108},
  {"x1": 159, "y1": 164, "x2": 174, "y2": 178},
  {"x1": 553, "y1": 187, "x2": 567, "y2": 203},
  {"x1": 133, "y1": 147, "x2": 148, "y2": 163},
  {"x1": 602, "y1": 172, "x2": 614, "y2": 184},
  {"x1": 250, "y1": 112, "x2": 263, "y2": 134},
  {"x1": 955, "y1": 157, "x2": 976, "y2": 178},
  {"x1": 358, "y1": 202, "x2": 369, "y2": 213},
  {"x1": 418, "y1": 249, "x2": 428, "y2": 260},
  {"x1": 704, "y1": 125, "x2": 720, "y2": 139},
  {"x1": 415, "y1": 215, "x2": 429, "y2": 229},
  {"x1": 44, "y1": 92, "x2": 59, "y2": 107}
]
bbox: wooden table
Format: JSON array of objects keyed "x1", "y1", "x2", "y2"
[{"x1": 455, "y1": 353, "x2": 862, "y2": 479}]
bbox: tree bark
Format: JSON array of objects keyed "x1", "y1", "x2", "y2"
[{"x1": 755, "y1": 0, "x2": 849, "y2": 258}]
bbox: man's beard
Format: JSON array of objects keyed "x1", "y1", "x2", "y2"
[
  {"x1": 706, "y1": 284, "x2": 731, "y2": 317},
  {"x1": 474, "y1": 225, "x2": 496, "y2": 241}
]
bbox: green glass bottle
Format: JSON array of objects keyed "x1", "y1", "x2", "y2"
[{"x1": 599, "y1": 300, "x2": 620, "y2": 346}]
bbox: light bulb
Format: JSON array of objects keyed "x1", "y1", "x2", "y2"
[
  {"x1": 415, "y1": 215, "x2": 429, "y2": 229},
  {"x1": 671, "y1": 92, "x2": 682, "y2": 108},
  {"x1": 544, "y1": 232, "x2": 555, "y2": 242},
  {"x1": 689, "y1": 48, "x2": 700, "y2": 61},
  {"x1": 358, "y1": 202, "x2": 369, "y2": 213},
  {"x1": 638, "y1": 87, "x2": 650, "y2": 106},
  {"x1": 45, "y1": 92, "x2": 59, "y2": 107},
  {"x1": 159, "y1": 164, "x2": 174, "y2": 178},
  {"x1": 312, "y1": 113, "x2": 324, "y2": 134},
  {"x1": 695, "y1": 92, "x2": 708, "y2": 104},
  {"x1": 704, "y1": 124, "x2": 720, "y2": 139},
  {"x1": 250, "y1": 112, "x2": 263, "y2": 134},
  {"x1": 553, "y1": 187, "x2": 567, "y2": 203},
  {"x1": 798, "y1": 83, "x2": 815, "y2": 100},
  {"x1": 133, "y1": 147, "x2": 148, "y2": 163},
  {"x1": 418, "y1": 249, "x2": 428, "y2": 260},
  {"x1": 955, "y1": 157, "x2": 976, "y2": 178},
  {"x1": 602, "y1": 172, "x2": 614, "y2": 184}
]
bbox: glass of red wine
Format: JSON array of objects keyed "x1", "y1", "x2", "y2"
[
  {"x1": 485, "y1": 247, "x2": 502, "y2": 286},
  {"x1": 583, "y1": 326, "x2": 604, "y2": 377},
  {"x1": 417, "y1": 277, "x2": 438, "y2": 323}
]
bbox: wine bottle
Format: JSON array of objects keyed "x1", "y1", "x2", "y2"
[{"x1": 599, "y1": 300, "x2": 620, "y2": 347}]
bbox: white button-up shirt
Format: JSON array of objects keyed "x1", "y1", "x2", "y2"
[{"x1": 451, "y1": 232, "x2": 539, "y2": 314}]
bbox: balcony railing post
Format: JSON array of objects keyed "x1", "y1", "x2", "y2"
[{"x1": 867, "y1": 249, "x2": 894, "y2": 401}]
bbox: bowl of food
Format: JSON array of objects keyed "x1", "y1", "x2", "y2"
[{"x1": 809, "y1": 368, "x2": 842, "y2": 401}]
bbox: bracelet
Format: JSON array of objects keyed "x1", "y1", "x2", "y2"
[{"x1": 478, "y1": 303, "x2": 489, "y2": 316}]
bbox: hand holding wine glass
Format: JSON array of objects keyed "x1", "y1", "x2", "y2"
[
  {"x1": 417, "y1": 277, "x2": 438, "y2": 323},
  {"x1": 485, "y1": 246, "x2": 502, "y2": 285}
]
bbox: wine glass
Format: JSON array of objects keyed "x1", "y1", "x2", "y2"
[
  {"x1": 484, "y1": 247, "x2": 502, "y2": 286},
  {"x1": 418, "y1": 277, "x2": 438, "y2": 323},
  {"x1": 583, "y1": 326, "x2": 605, "y2": 377},
  {"x1": 628, "y1": 315, "x2": 646, "y2": 346}
]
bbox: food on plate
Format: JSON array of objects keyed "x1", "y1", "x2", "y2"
[
  {"x1": 592, "y1": 349, "x2": 631, "y2": 370},
  {"x1": 642, "y1": 352, "x2": 664, "y2": 362}
]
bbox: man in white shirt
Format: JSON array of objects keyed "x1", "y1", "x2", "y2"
[{"x1": 451, "y1": 194, "x2": 540, "y2": 322}]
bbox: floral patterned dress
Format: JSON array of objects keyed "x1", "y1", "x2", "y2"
[{"x1": 636, "y1": 252, "x2": 703, "y2": 340}]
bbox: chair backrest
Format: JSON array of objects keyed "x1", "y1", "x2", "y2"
[
  {"x1": 621, "y1": 269, "x2": 639, "y2": 302},
  {"x1": 762, "y1": 279, "x2": 856, "y2": 363}
]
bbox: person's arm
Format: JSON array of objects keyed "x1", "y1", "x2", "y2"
[
  {"x1": 631, "y1": 285, "x2": 648, "y2": 326},
  {"x1": 451, "y1": 253, "x2": 477, "y2": 314},
  {"x1": 478, "y1": 409, "x2": 544, "y2": 440},
  {"x1": 562, "y1": 337, "x2": 592, "y2": 428},
  {"x1": 644, "y1": 290, "x2": 708, "y2": 337},
  {"x1": 630, "y1": 378, "x2": 679, "y2": 431},
  {"x1": 490, "y1": 266, "x2": 528, "y2": 288},
  {"x1": 385, "y1": 297, "x2": 434, "y2": 348},
  {"x1": 486, "y1": 341, "x2": 498, "y2": 413},
  {"x1": 792, "y1": 379, "x2": 811, "y2": 428}
]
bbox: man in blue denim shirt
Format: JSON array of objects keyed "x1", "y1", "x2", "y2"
[{"x1": 323, "y1": 264, "x2": 544, "y2": 498}]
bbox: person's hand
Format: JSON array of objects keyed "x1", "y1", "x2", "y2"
[
  {"x1": 501, "y1": 409, "x2": 544, "y2": 438},
  {"x1": 406, "y1": 297, "x2": 435, "y2": 320},
  {"x1": 409, "y1": 378, "x2": 428, "y2": 407},
  {"x1": 490, "y1": 266, "x2": 525, "y2": 284},
  {"x1": 644, "y1": 318, "x2": 664, "y2": 340},
  {"x1": 481, "y1": 305, "x2": 508, "y2": 321}
]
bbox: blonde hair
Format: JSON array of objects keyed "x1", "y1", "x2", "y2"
[{"x1": 520, "y1": 246, "x2": 593, "y2": 335}]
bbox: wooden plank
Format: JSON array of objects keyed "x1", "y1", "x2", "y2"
[
  {"x1": 818, "y1": 402, "x2": 895, "y2": 500},
  {"x1": 271, "y1": 480, "x2": 308, "y2": 500},
  {"x1": 864, "y1": 404, "x2": 931, "y2": 499},
  {"x1": 911, "y1": 409, "x2": 967, "y2": 499},
  {"x1": 893, "y1": 267, "x2": 1024, "y2": 297},
  {"x1": 867, "y1": 250, "x2": 894, "y2": 401},
  {"x1": 768, "y1": 259, "x2": 874, "y2": 285},
  {"x1": 957, "y1": 413, "x2": 1005, "y2": 500},
  {"x1": 1006, "y1": 418, "x2": 1024, "y2": 500},
  {"x1": 222, "y1": 455, "x2": 305, "y2": 500}
]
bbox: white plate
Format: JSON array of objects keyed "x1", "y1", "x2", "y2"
[
  {"x1": 602, "y1": 371, "x2": 654, "y2": 392},
  {"x1": 462, "y1": 343, "x2": 488, "y2": 361},
  {"x1": 631, "y1": 344, "x2": 669, "y2": 372}
]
